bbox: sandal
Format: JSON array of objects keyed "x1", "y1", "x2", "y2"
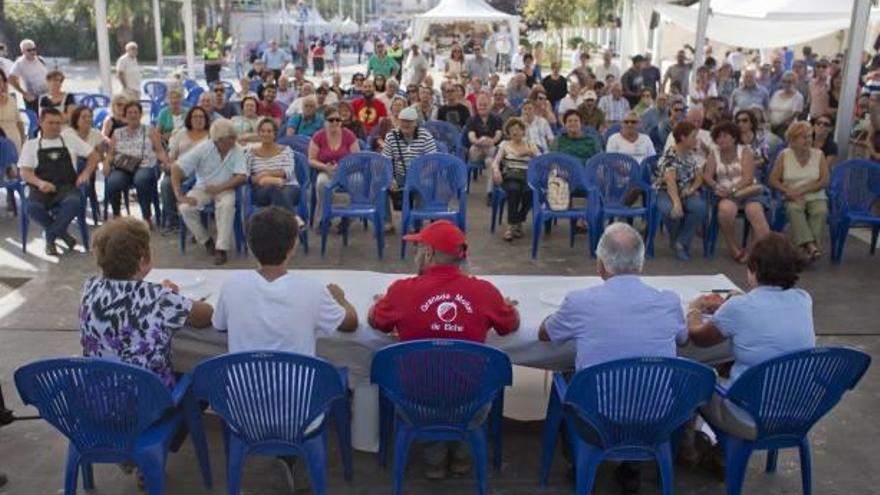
[{"x1": 503, "y1": 229, "x2": 514, "y2": 242}]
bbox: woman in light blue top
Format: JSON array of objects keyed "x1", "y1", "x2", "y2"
[{"x1": 687, "y1": 232, "x2": 816, "y2": 383}]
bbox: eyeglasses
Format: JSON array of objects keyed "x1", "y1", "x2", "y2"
[
  {"x1": 623, "y1": 120, "x2": 639, "y2": 124},
  {"x1": 214, "y1": 89, "x2": 225, "y2": 93},
  {"x1": 326, "y1": 117, "x2": 342, "y2": 123}
]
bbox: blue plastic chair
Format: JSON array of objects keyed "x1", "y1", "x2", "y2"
[
  {"x1": 192, "y1": 351, "x2": 352, "y2": 495},
  {"x1": 0, "y1": 136, "x2": 23, "y2": 213},
  {"x1": 182, "y1": 79, "x2": 200, "y2": 93},
  {"x1": 585, "y1": 152, "x2": 658, "y2": 257},
  {"x1": 400, "y1": 152, "x2": 468, "y2": 258},
  {"x1": 142, "y1": 81, "x2": 168, "y2": 106},
  {"x1": 423, "y1": 120, "x2": 462, "y2": 158},
  {"x1": 320, "y1": 152, "x2": 392, "y2": 259},
  {"x1": 220, "y1": 80, "x2": 236, "y2": 100},
  {"x1": 371, "y1": 340, "x2": 513, "y2": 495},
  {"x1": 458, "y1": 124, "x2": 485, "y2": 193},
  {"x1": 177, "y1": 177, "x2": 246, "y2": 254},
  {"x1": 92, "y1": 107, "x2": 109, "y2": 129},
  {"x1": 19, "y1": 183, "x2": 91, "y2": 253},
  {"x1": 704, "y1": 347, "x2": 871, "y2": 495},
  {"x1": 527, "y1": 153, "x2": 595, "y2": 259},
  {"x1": 490, "y1": 185, "x2": 507, "y2": 234},
  {"x1": 828, "y1": 160, "x2": 880, "y2": 263},
  {"x1": 539, "y1": 357, "x2": 716, "y2": 494},
  {"x1": 277, "y1": 135, "x2": 320, "y2": 226},
  {"x1": 602, "y1": 124, "x2": 621, "y2": 147},
  {"x1": 21, "y1": 108, "x2": 38, "y2": 138},
  {"x1": 14, "y1": 357, "x2": 212, "y2": 495},
  {"x1": 75, "y1": 157, "x2": 100, "y2": 225},
  {"x1": 87, "y1": 93, "x2": 111, "y2": 108},
  {"x1": 184, "y1": 86, "x2": 205, "y2": 108},
  {"x1": 244, "y1": 150, "x2": 310, "y2": 254}
]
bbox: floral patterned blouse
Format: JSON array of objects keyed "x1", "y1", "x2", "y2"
[
  {"x1": 654, "y1": 147, "x2": 699, "y2": 191},
  {"x1": 80, "y1": 277, "x2": 192, "y2": 388}
]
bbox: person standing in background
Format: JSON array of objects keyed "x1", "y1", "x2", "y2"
[
  {"x1": 9, "y1": 39, "x2": 48, "y2": 113},
  {"x1": 115, "y1": 42, "x2": 142, "y2": 100},
  {"x1": 203, "y1": 38, "x2": 224, "y2": 84}
]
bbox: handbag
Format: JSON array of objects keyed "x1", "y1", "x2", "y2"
[
  {"x1": 732, "y1": 183, "x2": 765, "y2": 200},
  {"x1": 547, "y1": 169, "x2": 570, "y2": 211},
  {"x1": 112, "y1": 128, "x2": 146, "y2": 175}
]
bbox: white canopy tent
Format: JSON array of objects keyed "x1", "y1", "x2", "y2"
[
  {"x1": 411, "y1": 0, "x2": 520, "y2": 50},
  {"x1": 341, "y1": 17, "x2": 360, "y2": 35}
]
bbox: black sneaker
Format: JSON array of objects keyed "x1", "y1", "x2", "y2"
[
  {"x1": 204, "y1": 238, "x2": 216, "y2": 256},
  {"x1": 213, "y1": 250, "x2": 227, "y2": 265},
  {"x1": 59, "y1": 232, "x2": 78, "y2": 251},
  {"x1": 45, "y1": 242, "x2": 60, "y2": 256}
]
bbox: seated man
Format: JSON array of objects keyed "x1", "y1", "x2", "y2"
[
  {"x1": 18, "y1": 108, "x2": 100, "y2": 256},
  {"x1": 465, "y1": 92, "x2": 503, "y2": 197},
  {"x1": 351, "y1": 79, "x2": 387, "y2": 135},
  {"x1": 171, "y1": 119, "x2": 247, "y2": 265},
  {"x1": 257, "y1": 83, "x2": 285, "y2": 124},
  {"x1": 538, "y1": 222, "x2": 688, "y2": 493},
  {"x1": 369, "y1": 220, "x2": 520, "y2": 479},
  {"x1": 214, "y1": 206, "x2": 358, "y2": 354}
]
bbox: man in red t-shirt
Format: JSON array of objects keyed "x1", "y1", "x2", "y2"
[
  {"x1": 351, "y1": 78, "x2": 387, "y2": 134},
  {"x1": 257, "y1": 84, "x2": 285, "y2": 124},
  {"x1": 368, "y1": 219, "x2": 519, "y2": 479}
]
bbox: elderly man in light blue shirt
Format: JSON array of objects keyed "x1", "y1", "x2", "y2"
[
  {"x1": 261, "y1": 39, "x2": 290, "y2": 76},
  {"x1": 729, "y1": 69, "x2": 770, "y2": 114},
  {"x1": 171, "y1": 119, "x2": 247, "y2": 265},
  {"x1": 538, "y1": 222, "x2": 688, "y2": 368}
]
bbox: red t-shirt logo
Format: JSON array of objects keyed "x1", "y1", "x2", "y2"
[{"x1": 437, "y1": 302, "x2": 458, "y2": 322}]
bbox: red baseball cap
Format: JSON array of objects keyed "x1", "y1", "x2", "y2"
[{"x1": 403, "y1": 220, "x2": 468, "y2": 259}]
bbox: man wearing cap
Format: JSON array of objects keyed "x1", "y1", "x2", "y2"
[
  {"x1": 382, "y1": 106, "x2": 437, "y2": 188},
  {"x1": 115, "y1": 42, "x2": 141, "y2": 100},
  {"x1": 9, "y1": 39, "x2": 48, "y2": 113},
  {"x1": 368, "y1": 220, "x2": 520, "y2": 479},
  {"x1": 576, "y1": 90, "x2": 605, "y2": 131}
]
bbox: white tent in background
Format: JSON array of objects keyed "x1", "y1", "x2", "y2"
[
  {"x1": 411, "y1": 0, "x2": 520, "y2": 48},
  {"x1": 329, "y1": 15, "x2": 345, "y2": 30},
  {"x1": 341, "y1": 17, "x2": 360, "y2": 35}
]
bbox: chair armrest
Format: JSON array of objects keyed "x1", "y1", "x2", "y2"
[
  {"x1": 337, "y1": 366, "x2": 349, "y2": 391},
  {"x1": 171, "y1": 373, "x2": 193, "y2": 407},
  {"x1": 713, "y1": 382, "x2": 729, "y2": 399},
  {"x1": 552, "y1": 372, "x2": 569, "y2": 400}
]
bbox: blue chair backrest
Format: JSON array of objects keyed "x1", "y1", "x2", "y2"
[
  {"x1": 640, "y1": 154, "x2": 661, "y2": 185},
  {"x1": 184, "y1": 87, "x2": 205, "y2": 107},
  {"x1": 563, "y1": 357, "x2": 716, "y2": 449},
  {"x1": 585, "y1": 153, "x2": 645, "y2": 208},
  {"x1": 602, "y1": 124, "x2": 621, "y2": 145},
  {"x1": 292, "y1": 150, "x2": 310, "y2": 189},
  {"x1": 583, "y1": 126, "x2": 603, "y2": 149},
  {"x1": 14, "y1": 358, "x2": 175, "y2": 455},
  {"x1": 404, "y1": 153, "x2": 467, "y2": 209},
  {"x1": 92, "y1": 107, "x2": 109, "y2": 129},
  {"x1": 291, "y1": 135, "x2": 312, "y2": 155},
  {"x1": 0, "y1": 136, "x2": 18, "y2": 180},
  {"x1": 371, "y1": 340, "x2": 512, "y2": 428},
  {"x1": 334, "y1": 152, "x2": 393, "y2": 206},
  {"x1": 182, "y1": 79, "x2": 201, "y2": 93},
  {"x1": 142, "y1": 81, "x2": 168, "y2": 104},
  {"x1": 192, "y1": 351, "x2": 345, "y2": 444},
  {"x1": 724, "y1": 347, "x2": 871, "y2": 440},
  {"x1": 829, "y1": 160, "x2": 880, "y2": 215},
  {"x1": 526, "y1": 153, "x2": 590, "y2": 200},
  {"x1": 87, "y1": 94, "x2": 111, "y2": 108},
  {"x1": 423, "y1": 120, "x2": 460, "y2": 154},
  {"x1": 21, "y1": 109, "x2": 38, "y2": 137}
]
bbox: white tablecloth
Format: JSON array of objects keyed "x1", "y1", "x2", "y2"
[{"x1": 152, "y1": 269, "x2": 737, "y2": 451}]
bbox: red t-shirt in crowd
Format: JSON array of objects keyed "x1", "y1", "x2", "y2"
[
  {"x1": 311, "y1": 128, "x2": 357, "y2": 164},
  {"x1": 352, "y1": 97, "x2": 387, "y2": 133},
  {"x1": 369, "y1": 265, "x2": 519, "y2": 343},
  {"x1": 258, "y1": 100, "x2": 284, "y2": 122}
]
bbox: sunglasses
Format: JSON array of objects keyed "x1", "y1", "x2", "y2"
[
  {"x1": 623, "y1": 120, "x2": 639, "y2": 124},
  {"x1": 326, "y1": 117, "x2": 342, "y2": 123},
  {"x1": 354, "y1": 77, "x2": 364, "y2": 81}
]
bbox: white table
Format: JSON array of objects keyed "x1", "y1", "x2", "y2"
[{"x1": 153, "y1": 269, "x2": 737, "y2": 451}]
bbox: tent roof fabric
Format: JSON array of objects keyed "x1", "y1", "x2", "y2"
[{"x1": 416, "y1": 0, "x2": 516, "y2": 21}]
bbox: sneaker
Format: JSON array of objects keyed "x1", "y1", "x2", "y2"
[
  {"x1": 213, "y1": 250, "x2": 227, "y2": 266},
  {"x1": 59, "y1": 232, "x2": 78, "y2": 251},
  {"x1": 204, "y1": 238, "x2": 216, "y2": 256},
  {"x1": 45, "y1": 242, "x2": 60, "y2": 256},
  {"x1": 614, "y1": 462, "x2": 641, "y2": 493},
  {"x1": 160, "y1": 224, "x2": 179, "y2": 236}
]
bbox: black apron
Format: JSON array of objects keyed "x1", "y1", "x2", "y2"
[{"x1": 30, "y1": 137, "x2": 78, "y2": 207}]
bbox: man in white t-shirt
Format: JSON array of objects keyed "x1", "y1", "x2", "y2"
[
  {"x1": 213, "y1": 206, "x2": 358, "y2": 354},
  {"x1": 18, "y1": 108, "x2": 99, "y2": 256},
  {"x1": 9, "y1": 39, "x2": 48, "y2": 113},
  {"x1": 116, "y1": 42, "x2": 142, "y2": 100}
]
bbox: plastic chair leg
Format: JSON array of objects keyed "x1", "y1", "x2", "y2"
[
  {"x1": 467, "y1": 429, "x2": 489, "y2": 495},
  {"x1": 871, "y1": 225, "x2": 879, "y2": 255},
  {"x1": 531, "y1": 215, "x2": 542, "y2": 259},
  {"x1": 722, "y1": 436, "x2": 753, "y2": 495},
  {"x1": 81, "y1": 462, "x2": 95, "y2": 490},
  {"x1": 400, "y1": 214, "x2": 410, "y2": 259},
  {"x1": 226, "y1": 435, "x2": 247, "y2": 495},
  {"x1": 135, "y1": 448, "x2": 167, "y2": 495},
  {"x1": 574, "y1": 441, "x2": 604, "y2": 495},
  {"x1": 64, "y1": 443, "x2": 81, "y2": 495},
  {"x1": 799, "y1": 438, "x2": 812, "y2": 495},
  {"x1": 490, "y1": 392, "x2": 504, "y2": 470},
  {"x1": 539, "y1": 382, "x2": 563, "y2": 486},
  {"x1": 302, "y1": 435, "x2": 328, "y2": 495},
  {"x1": 378, "y1": 392, "x2": 393, "y2": 468},
  {"x1": 183, "y1": 393, "x2": 213, "y2": 488},
  {"x1": 332, "y1": 395, "x2": 353, "y2": 480},
  {"x1": 656, "y1": 442, "x2": 675, "y2": 495},
  {"x1": 391, "y1": 426, "x2": 413, "y2": 495},
  {"x1": 320, "y1": 219, "x2": 330, "y2": 257},
  {"x1": 375, "y1": 215, "x2": 385, "y2": 260},
  {"x1": 765, "y1": 448, "x2": 778, "y2": 472}
]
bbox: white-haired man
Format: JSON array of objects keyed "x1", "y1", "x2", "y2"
[
  {"x1": 116, "y1": 41, "x2": 141, "y2": 99},
  {"x1": 538, "y1": 222, "x2": 688, "y2": 493},
  {"x1": 9, "y1": 39, "x2": 48, "y2": 113},
  {"x1": 171, "y1": 119, "x2": 247, "y2": 265}
]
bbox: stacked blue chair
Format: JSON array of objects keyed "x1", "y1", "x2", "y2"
[
  {"x1": 320, "y1": 152, "x2": 392, "y2": 259},
  {"x1": 192, "y1": 351, "x2": 353, "y2": 495},
  {"x1": 20, "y1": 181, "x2": 91, "y2": 253},
  {"x1": 142, "y1": 81, "x2": 168, "y2": 106},
  {"x1": 585, "y1": 152, "x2": 657, "y2": 257},
  {"x1": 244, "y1": 150, "x2": 311, "y2": 254},
  {"x1": 182, "y1": 79, "x2": 200, "y2": 93},
  {"x1": 177, "y1": 177, "x2": 246, "y2": 254},
  {"x1": 602, "y1": 124, "x2": 621, "y2": 147},
  {"x1": 400, "y1": 152, "x2": 468, "y2": 258},
  {"x1": 14, "y1": 358, "x2": 212, "y2": 495},
  {"x1": 0, "y1": 136, "x2": 22, "y2": 215},
  {"x1": 92, "y1": 107, "x2": 109, "y2": 129},
  {"x1": 371, "y1": 340, "x2": 513, "y2": 495},
  {"x1": 423, "y1": 120, "x2": 462, "y2": 158},
  {"x1": 528, "y1": 153, "x2": 596, "y2": 259},
  {"x1": 704, "y1": 348, "x2": 870, "y2": 495},
  {"x1": 21, "y1": 109, "x2": 38, "y2": 138},
  {"x1": 184, "y1": 86, "x2": 204, "y2": 108},
  {"x1": 828, "y1": 160, "x2": 880, "y2": 262},
  {"x1": 539, "y1": 357, "x2": 716, "y2": 494},
  {"x1": 87, "y1": 94, "x2": 111, "y2": 108}
]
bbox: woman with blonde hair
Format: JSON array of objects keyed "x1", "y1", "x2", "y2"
[{"x1": 102, "y1": 93, "x2": 129, "y2": 138}]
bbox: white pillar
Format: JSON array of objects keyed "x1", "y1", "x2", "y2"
[
  {"x1": 619, "y1": 0, "x2": 634, "y2": 71},
  {"x1": 836, "y1": 0, "x2": 872, "y2": 158},
  {"x1": 693, "y1": 0, "x2": 710, "y2": 68},
  {"x1": 183, "y1": 0, "x2": 196, "y2": 80},
  {"x1": 152, "y1": 0, "x2": 164, "y2": 73},
  {"x1": 95, "y1": 0, "x2": 113, "y2": 95}
]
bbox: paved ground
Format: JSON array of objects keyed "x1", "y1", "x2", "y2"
[{"x1": 0, "y1": 176, "x2": 878, "y2": 494}]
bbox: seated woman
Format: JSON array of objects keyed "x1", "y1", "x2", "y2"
[
  {"x1": 551, "y1": 109, "x2": 600, "y2": 161},
  {"x1": 527, "y1": 86, "x2": 558, "y2": 126},
  {"x1": 735, "y1": 109, "x2": 771, "y2": 172},
  {"x1": 654, "y1": 121, "x2": 708, "y2": 261},
  {"x1": 769, "y1": 121, "x2": 829, "y2": 261},
  {"x1": 232, "y1": 96, "x2": 261, "y2": 146},
  {"x1": 605, "y1": 111, "x2": 656, "y2": 163},
  {"x1": 286, "y1": 95, "x2": 324, "y2": 138},
  {"x1": 520, "y1": 99, "x2": 554, "y2": 151},
  {"x1": 370, "y1": 96, "x2": 406, "y2": 152},
  {"x1": 703, "y1": 121, "x2": 770, "y2": 263},
  {"x1": 161, "y1": 106, "x2": 210, "y2": 234},
  {"x1": 101, "y1": 93, "x2": 128, "y2": 138},
  {"x1": 155, "y1": 88, "x2": 189, "y2": 141},
  {"x1": 247, "y1": 117, "x2": 300, "y2": 212},
  {"x1": 308, "y1": 106, "x2": 360, "y2": 225},
  {"x1": 338, "y1": 100, "x2": 366, "y2": 141},
  {"x1": 491, "y1": 118, "x2": 540, "y2": 242},
  {"x1": 105, "y1": 102, "x2": 169, "y2": 227},
  {"x1": 687, "y1": 232, "x2": 815, "y2": 383},
  {"x1": 811, "y1": 113, "x2": 838, "y2": 165},
  {"x1": 80, "y1": 217, "x2": 213, "y2": 388}
]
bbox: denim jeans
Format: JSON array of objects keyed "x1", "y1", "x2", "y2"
[
  {"x1": 252, "y1": 184, "x2": 301, "y2": 212},
  {"x1": 656, "y1": 190, "x2": 707, "y2": 250},
  {"x1": 105, "y1": 167, "x2": 157, "y2": 219},
  {"x1": 26, "y1": 192, "x2": 81, "y2": 243}
]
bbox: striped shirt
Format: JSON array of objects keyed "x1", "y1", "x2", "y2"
[
  {"x1": 597, "y1": 95, "x2": 631, "y2": 124},
  {"x1": 245, "y1": 146, "x2": 297, "y2": 186},
  {"x1": 381, "y1": 127, "x2": 437, "y2": 183}
]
